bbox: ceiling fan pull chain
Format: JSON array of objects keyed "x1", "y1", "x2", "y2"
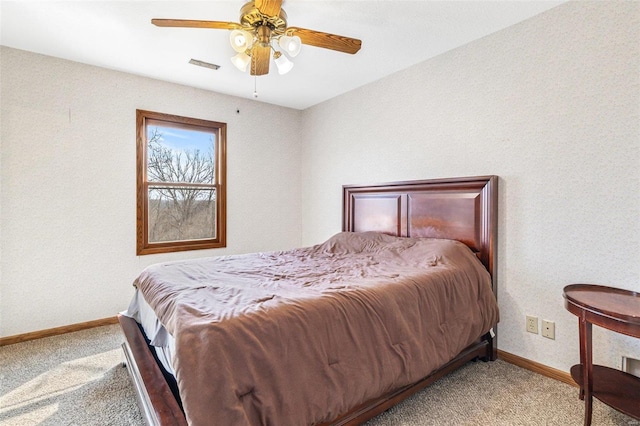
[{"x1": 253, "y1": 76, "x2": 258, "y2": 99}]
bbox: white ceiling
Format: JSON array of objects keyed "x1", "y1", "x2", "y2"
[{"x1": 0, "y1": 1, "x2": 563, "y2": 110}]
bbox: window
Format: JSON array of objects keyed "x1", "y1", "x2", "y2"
[{"x1": 136, "y1": 110, "x2": 226, "y2": 255}]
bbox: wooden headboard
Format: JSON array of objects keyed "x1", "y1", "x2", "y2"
[{"x1": 343, "y1": 175, "x2": 498, "y2": 290}]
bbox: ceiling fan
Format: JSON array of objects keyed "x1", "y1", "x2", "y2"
[{"x1": 152, "y1": 0, "x2": 362, "y2": 76}]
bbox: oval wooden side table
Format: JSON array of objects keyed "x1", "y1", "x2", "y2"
[{"x1": 563, "y1": 284, "x2": 640, "y2": 426}]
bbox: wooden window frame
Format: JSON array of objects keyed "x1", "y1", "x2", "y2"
[{"x1": 136, "y1": 109, "x2": 226, "y2": 255}]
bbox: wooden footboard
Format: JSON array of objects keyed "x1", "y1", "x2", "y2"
[
  {"x1": 119, "y1": 313, "x2": 494, "y2": 426},
  {"x1": 119, "y1": 314, "x2": 186, "y2": 426}
]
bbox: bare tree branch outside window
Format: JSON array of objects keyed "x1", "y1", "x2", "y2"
[{"x1": 146, "y1": 127, "x2": 216, "y2": 243}]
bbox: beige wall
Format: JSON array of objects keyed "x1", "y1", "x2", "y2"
[
  {"x1": 0, "y1": 47, "x2": 302, "y2": 336},
  {"x1": 300, "y1": 1, "x2": 640, "y2": 372}
]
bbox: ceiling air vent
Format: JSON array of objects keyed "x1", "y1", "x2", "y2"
[{"x1": 189, "y1": 59, "x2": 220, "y2": 70}]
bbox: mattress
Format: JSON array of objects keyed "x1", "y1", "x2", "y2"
[
  {"x1": 127, "y1": 231, "x2": 499, "y2": 426},
  {"x1": 123, "y1": 289, "x2": 176, "y2": 376}
]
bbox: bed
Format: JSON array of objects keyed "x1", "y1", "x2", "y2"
[{"x1": 118, "y1": 175, "x2": 499, "y2": 426}]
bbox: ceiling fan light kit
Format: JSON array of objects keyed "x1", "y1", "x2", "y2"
[
  {"x1": 230, "y1": 29, "x2": 254, "y2": 53},
  {"x1": 152, "y1": 0, "x2": 362, "y2": 77},
  {"x1": 278, "y1": 35, "x2": 301, "y2": 58},
  {"x1": 230, "y1": 51, "x2": 251, "y2": 73},
  {"x1": 273, "y1": 51, "x2": 294, "y2": 75}
]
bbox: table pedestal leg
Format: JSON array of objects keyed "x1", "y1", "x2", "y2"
[{"x1": 579, "y1": 315, "x2": 593, "y2": 426}]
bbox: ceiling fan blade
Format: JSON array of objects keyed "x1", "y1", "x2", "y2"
[
  {"x1": 251, "y1": 44, "x2": 271, "y2": 76},
  {"x1": 288, "y1": 27, "x2": 362, "y2": 54},
  {"x1": 255, "y1": 0, "x2": 282, "y2": 17},
  {"x1": 151, "y1": 19, "x2": 242, "y2": 30}
]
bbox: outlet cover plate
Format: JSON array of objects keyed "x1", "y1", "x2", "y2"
[
  {"x1": 542, "y1": 319, "x2": 555, "y2": 339},
  {"x1": 526, "y1": 316, "x2": 538, "y2": 334},
  {"x1": 622, "y1": 356, "x2": 640, "y2": 378}
]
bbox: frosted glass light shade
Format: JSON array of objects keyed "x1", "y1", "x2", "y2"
[
  {"x1": 274, "y1": 52, "x2": 294, "y2": 75},
  {"x1": 231, "y1": 52, "x2": 251, "y2": 72},
  {"x1": 230, "y1": 30, "x2": 254, "y2": 53},
  {"x1": 278, "y1": 35, "x2": 301, "y2": 57}
]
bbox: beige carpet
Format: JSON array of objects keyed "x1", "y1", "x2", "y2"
[{"x1": 0, "y1": 324, "x2": 637, "y2": 425}]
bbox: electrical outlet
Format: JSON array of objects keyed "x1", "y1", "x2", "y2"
[
  {"x1": 526, "y1": 316, "x2": 538, "y2": 334},
  {"x1": 542, "y1": 320, "x2": 555, "y2": 339}
]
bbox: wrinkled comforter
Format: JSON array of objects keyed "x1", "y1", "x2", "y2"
[{"x1": 133, "y1": 231, "x2": 499, "y2": 426}]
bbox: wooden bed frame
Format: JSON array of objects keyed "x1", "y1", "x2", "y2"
[{"x1": 118, "y1": 175, "x2": 498, "y2": 426}]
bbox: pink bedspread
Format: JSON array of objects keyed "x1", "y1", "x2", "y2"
[{"x1": 134, "y1": 232, "x2": 499, "y2": 425}]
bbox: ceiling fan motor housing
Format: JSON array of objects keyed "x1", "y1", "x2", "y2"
[{"x1": 240, "y1": 1, "x2": 288, "y2": 35}]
